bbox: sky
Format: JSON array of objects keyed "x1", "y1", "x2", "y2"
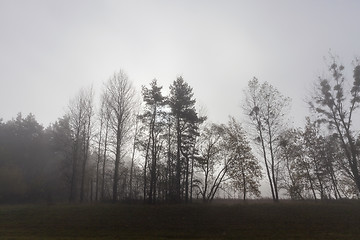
[{"x1": 1, "y1": 0, "x2": 360, "y2": 128}]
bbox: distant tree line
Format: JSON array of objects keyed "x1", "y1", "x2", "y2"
[{"x1": 0, "y1": 56, "x2": 359, "y2": 203}]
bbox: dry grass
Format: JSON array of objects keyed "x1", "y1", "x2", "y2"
[{"x1": 0, "y1": 200, "x2": 359, "y2": 239}]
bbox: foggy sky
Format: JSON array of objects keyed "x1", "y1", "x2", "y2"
[{"x1": 1, "y1": 0, "x2": 360, "y2": 127}]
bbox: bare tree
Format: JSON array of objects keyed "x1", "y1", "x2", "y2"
[
  {"x1": 100, "y1": 96, "x2": 111, "y2": 201},
  {"x1": 103, "y1": 70, "x2": 136, "y2": 202},
  {"x1": 79, "y1": 87, "x2": 94, "y2": 203},
  {"x1": 67, "y1": 87, "x2": 94, "y2": 202},
  {"x1": 244, "y1": 77, "x2": 291, "y2": 201},
  {"x1": 94, "y1": 93, "x2": 110, "y2": 202}
]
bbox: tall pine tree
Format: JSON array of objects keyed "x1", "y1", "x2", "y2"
[{"x1": 168, "y1": 76, "x2": 202, "y2": 202}]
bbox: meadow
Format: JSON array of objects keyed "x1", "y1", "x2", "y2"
[{"x1": 0, "y1": 200, "x2": 360, "y2": 239}]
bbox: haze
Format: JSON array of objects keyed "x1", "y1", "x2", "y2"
[{"x1": 1, "y1": 0, "x2": 360, "y2": 126}]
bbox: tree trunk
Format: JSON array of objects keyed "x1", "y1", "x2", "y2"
[
  {"x1": 96, "y1": 119, "x2": 103, "y2": 202},
  {"x1": 101, "y1": 120, "x2": 109, "y2": 201},
  {"x1": 190, "y1": 146, "x2": 195, "y2": 202},
  {"x1": 69, "y1": 126, "x2": 81, "y2": 202},
  {"x1": 305, "y1": 164, "x2": 317, "y2": 200},
  {"x1": 167, "y1": 119, "x2": 172, "y2": 201},
  {"x1": 242, "y1": 164, "x2": 246, "y2": 201},
  {"x1": 113, "y1": 122, "x2": 122, "y2": 203},
  {"x1": 149, "y1": 113, "x2": 157, "y2": 204},
  {"x1": 80, "y1": 116, "x2": 91, "y2": 203},
  {"x1": 257, "y1": 121, "x2": 275, "y2": 201},
  {"x1": 185, "y1": 154, "x2": 190, "y2": 203},
  {"x1": 143, "y1": 135, "x2": 151, "y2": 202},
  {"x1": 69, "y1": 141, "x2": 79, "y2": 202},
  {"x1": 267, "y1": 124, "x2": 279, "y2": 201},
  {"x1": 129, "y1": 117, "x2": 138, "y2": 200},
  {"x1": 175, "y1": 117, "x2": 181, "y2": 202}
]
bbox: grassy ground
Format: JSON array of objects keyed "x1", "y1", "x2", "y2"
[{"x1": 0, "y1": 200, "x2": 360, "y2": 239}]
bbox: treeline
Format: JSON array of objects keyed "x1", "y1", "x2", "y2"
[
  {"x1": 0, "y1": 73, "x2": 261, "y2": 204},
  {"x1": 0, "y1": 113, "x2": 66, "y2": 203},
  {"x1": 0, "y1": 56, "x2": 359, "y2": 203}
]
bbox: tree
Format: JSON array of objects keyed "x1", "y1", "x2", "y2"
[
  {"x1": 226, "y1": 117, "x2": 262, "y2": 200},
  {"x1": 194, "y1": 118, "x2": 261, "y2": 202},
  {"x1": 94, "y1": 93, "x2": 109, "y2": 202},
  {"x1": 139, "y1": 79, "x2": 166, "y2": 203},
  {"x1": 67, "y1": 87, "x2": 94, "y2": 202},
  {"x1": 194, "y1": 123, "x2": 225, "y2": 202},
  {"x1": 303, "y1": 118, "x2": 348, "y2": 199},
  {"x1": 128, "y1": 110, "x2": 140, "y2": 200},
  {"x1": 168, "y1": 76, "x2": 202, "y2": 202},
  {"x1": 98, "y1": 93, "x2": 111, "y2": 201},
  {"x1": 278, "y1": 119, "x2": 349, "y2": 200},
  {"x1": 309, "y1": 57, "x2": 360, "y2": 194},
  {"x1": 278, "y1": 128, "x2": 306, "y2": 200},
  {"x1": 244, "y1": 77, "x2": 291, "y2": 201},
  {"x1": 103, "y1": 70, "x2": 136, "y2": 202},
  {"x1": 0, "y1": 113, "x2": 68, "y2": 203},
  {"x1": 50, "y1": 115, "x2": 75, "y2": 201},
  {"x1": 79, "y1": 87, "x2": 94, "y2": 202}
]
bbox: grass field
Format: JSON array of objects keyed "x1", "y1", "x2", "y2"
[{"x1": 0, "y1": 200, "x2": 360, "y2": 239}]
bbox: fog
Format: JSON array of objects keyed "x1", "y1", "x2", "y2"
[{"x1": 1, "y1": 1, "x2": 360, "y2": 203}]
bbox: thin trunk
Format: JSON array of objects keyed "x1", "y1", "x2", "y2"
[
  {"x1": 267, "y1": 124, "x2": 279, "y2": 201},
  {"x1": 190, "y1": 145, "x2": 195, "y2": 202},
  {"x1": 285, "y1": 153, "x2": 304, "y2": 200},
  {"x1": 95, "y1": 157, "x2": 100, "y2": 202},
  {"x1": 69, "y1": 122, "x2": 82, "y2": 203},
  {"x1": 101, "y1": 120, "x2": 109, "y2": 201},
  {"x1": 129, "y1": 116, "x2": 139, "y2": 200},
  {"x1": 313, "y1": 156, "x2": 324, "y2": 199},
  {"x1": 69, "y1": 103, "x2": 83, "y2": 203},
  {"x1": 167, "y1": 119, "x2": 172, "y2": 201},
  {"x1": 242, "y1": 164, "x2": 246, "y2": 201},
  {"x1": 96, "y1": 118, "x2": 103, "y2": 202},
  {"x1": 203, "y1": 158, "x2": 209, "y2": 202},
  {"x1": 304, "y1": 163, "x2": 317, "y2": 200},
  {"x1": 149, "y1": 111, "x2": 157, "y2": 204},
  {"x1": 69, "y1": 139, "x2": 79, "y2": 202},
  {"x1": 113, "y1": 121, "x2": 122, "y2": 203},
  {"x1": 80, "y1": 131, "x2": 86, "y2": 202},
  {"x1": 209, "y1": 164, "x2": 228, "y2": 201},
  {"x1": 80, "y1": 115, "x2": 91, "y2": 203},
  {"x1": 257, "y1": 119, "x2": 275, "y2": 200},
  {"x1": 143, "y1": 135, "x2": 151, "y2": 202},
  {"x1": 185, "y1": 154, "x2": 189, "y2": 203},
  {"x1": 329, "y1": 167, "x2": 341, "y2": 199},
  {"x1": 315, "y1": 170, "x2": 324, "y2": 200},
  {"x1": 176, "y1": 117, "x2": 181, "y2": 202}
]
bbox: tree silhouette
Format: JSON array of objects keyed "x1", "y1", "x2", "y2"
[{"x1": 309, "y1": 57, "x2": 360, "y2": 194}]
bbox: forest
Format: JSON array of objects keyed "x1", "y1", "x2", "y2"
[{"x1": 0, "y1": 57, "x2": 359, "y2": 204}]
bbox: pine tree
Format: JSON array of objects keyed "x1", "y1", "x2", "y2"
[{"x1": 168, "y1": 76, "x2": 203, "y2": 202}]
